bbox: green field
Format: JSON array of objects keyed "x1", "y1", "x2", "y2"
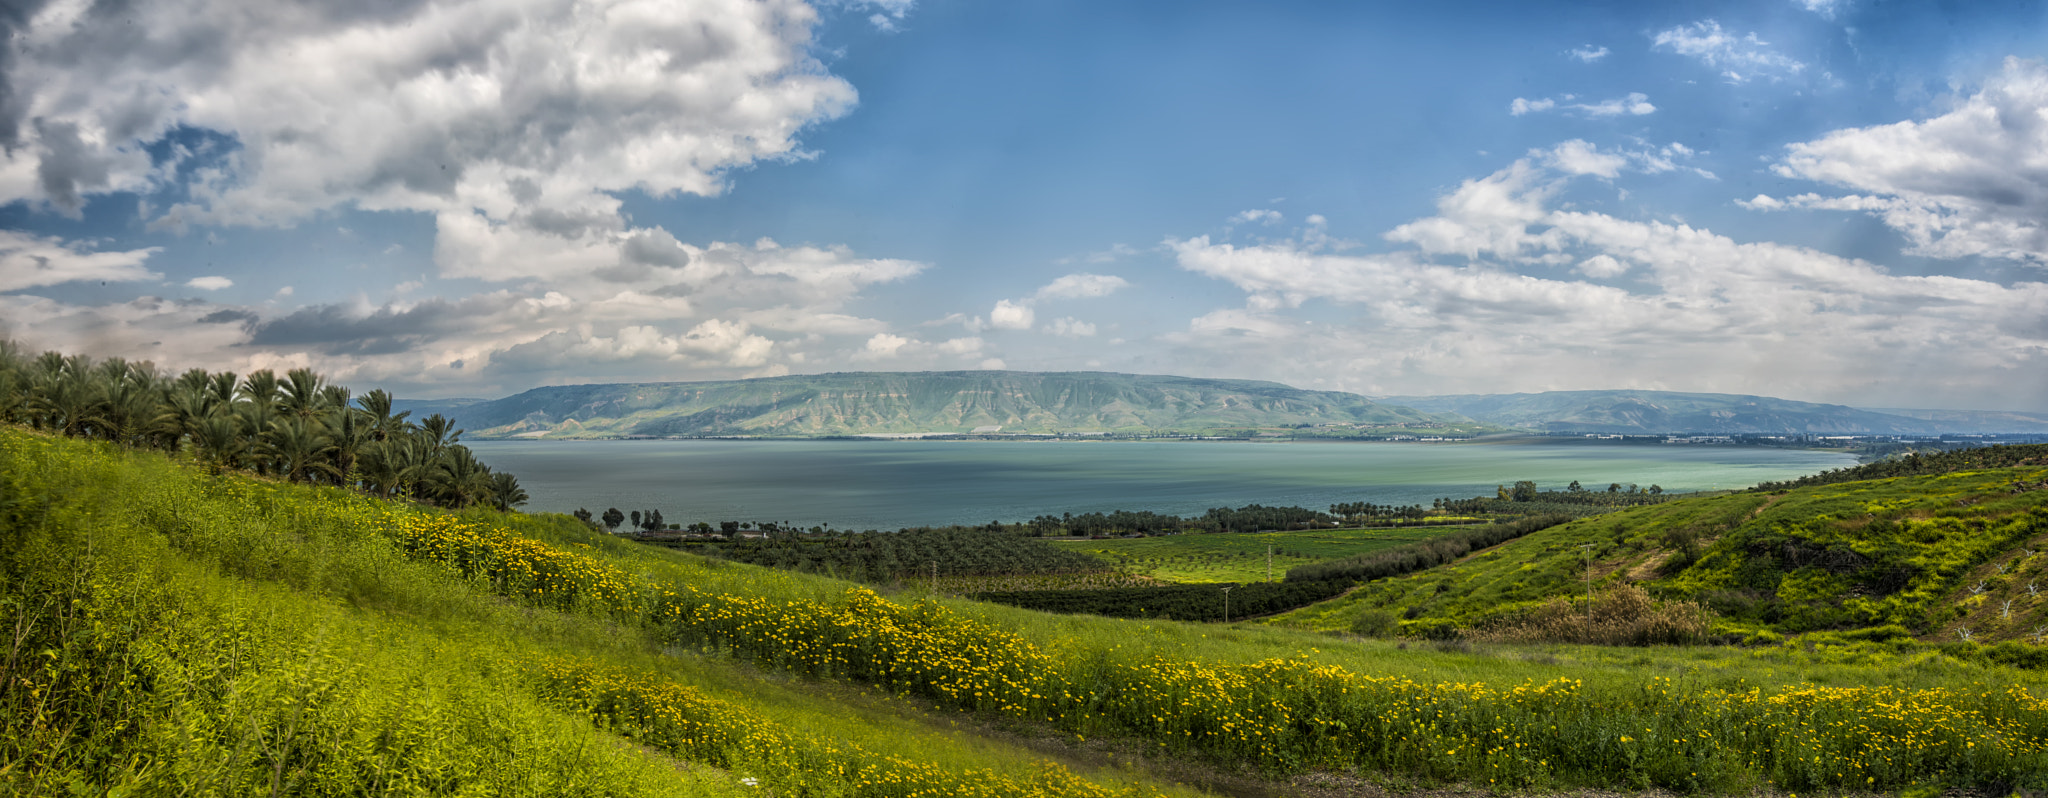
[
  {"x1": 12, "y1": 427, "x2": 2048, "y2": 795},
  {"x1": 1051, "y1": 525, "x2": 1474, "y2": 583}
]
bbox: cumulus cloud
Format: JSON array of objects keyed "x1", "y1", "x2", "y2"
[
  {"x1": 0, "y1": 231, "x2": 160, "y2": 292},
  {"x1": 1170, "y1": 154, "x2": 2048, "y2": 410},
  {"x1": 1509, "y1": 97, "x2": 1556, "y2": 116},
  {"x1": 1231, "y1": 209, "x2": 1283, "y2": 225},
  {"x1": 1567, "y1": 45, "x2": 1610, "y2": 63},
  {"x1": 185, "y1": 276, "x2": 233, "y2": 291},
  {"x1": 988, "y1": 299, "x2": 1035, "y2": 330},
  {"x1": 1759, "y1": 58, "x2": 2048, "y2": 263},
  {"x1": 1651, "y1": 20, "x2": 1805, "y2": 83},
  {"x1": 4, "y1": 0, "x2": 857, "y2": 224}
]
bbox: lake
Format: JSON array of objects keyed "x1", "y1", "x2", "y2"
[{"x1": 464, "y1": 438, "x2": 1857, "y2": 530}]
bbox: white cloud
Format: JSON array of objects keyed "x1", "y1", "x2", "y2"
[
  {"x1": 1047, "y1": 317, "x2": 1096, "y2": 337},
  {"x1": 1035, "y1": 273, "x2": 1130, "y2": 300},
  {"x1": 0, "y1": 231, "x2": 161, "y2": 292},
  {"x1": 1170, "y1": 156, "x2": 2048, "y2": 409},
  {"x1": 0, "y1": 0, "x2": 865, "y2": 287},
  {"x1": 1763, "y1": 58, "x2": 2048, "y2": 263},
  {"x1": 1797, "y1": 0, "x2": 1850, "y2": 19},
  {"x1": 989, "y1": 299, "x2": 1035, "y2": 330},
  {"x1": 1568, "y1": 45, "x2": 1610, "y2": 63},
  {"x1": 1231, "y1": 209, "x2": 1282, "y2": 225},
  {"x1": 978, "y1": 358, "x2": 1006, "y2": 370},
  {"x1": 1542, "y1": 140, "x2": 1631, "y2": 178},
  {"x1": 1511, "y1": 93, "x2": 1654, "y2": 118},
  {"x1": 1575, "y1": 93, "x2": 1656, "y2": 117},
  {"x1": 1651, "y1": 20, "x2": 1806, "y2": 83},
  {"x1": 186, "y1": 276, "x2": 234, "y2": 291},
  {"x1": 862, "y1": 332, "x2": 911, "y2": 358}
]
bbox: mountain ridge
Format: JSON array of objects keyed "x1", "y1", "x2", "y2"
[
  {"x1": 1384, "y1": 389, "x2": 2048, "y2": 435},
  {"x1": 423, "y1": 370, "x2": 1465, "y2": 439},
  {"x1": 402, "y1": 375, "x2": 2048, "y2": 439}
]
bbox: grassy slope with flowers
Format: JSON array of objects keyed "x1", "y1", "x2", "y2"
[
  {"x1": 1274, "y1": 463, "x2": 2048, "y2": 653},
  {"x1": 8, "y1": 426, "x2": 2048, "y2": 795}
]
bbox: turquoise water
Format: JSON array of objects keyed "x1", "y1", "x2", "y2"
[{"x1": 464, "y1": 438, "x2": 1855, "y2": 530}]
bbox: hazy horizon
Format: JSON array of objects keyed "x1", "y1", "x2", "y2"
[{"x1": 4, "y1": 1, "x2": 2046, "y2": 412}]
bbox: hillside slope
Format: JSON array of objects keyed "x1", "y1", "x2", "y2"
[
  {"x1": 1384, "y1": 389, "x2": 2048, "y2": 434},
  {"x1": 431, "y1": 371, "x2": 1464, "y2": 438},
  {"x1": 1277, "y1": 445, "x2": 2048, "y2": 644}
]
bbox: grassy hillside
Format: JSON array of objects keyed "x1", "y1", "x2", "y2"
[
  {"x1": 1383, "y1": 389, "x2": 2037, "y2": 434},
  {"x1": 10, "y1": 427, "x2": 2048, "y2": 795},
  {"x1": 1274, "y1": 454, "x2": 2048, "y2": 652},
  {"x1": 429, "y1": 371, "x2": 1474, "y2": 438}
]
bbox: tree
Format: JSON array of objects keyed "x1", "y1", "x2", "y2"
[
  {"x1": 1568, "y1": 480, "x2": 1583, "y2": 492},
  {"x1": 1511, "y1": 480, "x2": 1538, "y2": 502},
  {"x1": 642, "y1": 509, "x2": 664, "y2": 532},
  {"x1": 602, "y1": 508, "x2": 626, "y2": 533},
  {"x1": 574, "y1": 508, "x2": 595, "y2": 526},
  {"x1": 1648, "y1": 484, "x2": 1663, "y2": 495},
  {"x1": 489, "y1": 472, "x2": 529, "y2": 510}
]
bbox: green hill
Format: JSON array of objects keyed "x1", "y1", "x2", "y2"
[
  {"x1": 10, "y1": 428, "x2": 2048, "y2": 794},
  {"x1": 428, "y1": 371, "x2": 1471, "y2": 439},
  {"x1": 1383, "y1": 389, "x2": 2048, "y2": 434},
  {"x1": 1276, "y1": 444, "x2": 2048, "y2": 648}
]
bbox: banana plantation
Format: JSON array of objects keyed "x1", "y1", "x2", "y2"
[{"x1": 0, "y1": 341, "x2": 525, "y2": 511}]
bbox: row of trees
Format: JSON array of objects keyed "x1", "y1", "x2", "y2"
[{"x1": 0, "y1": 341, "x2": 526, "y2": 510}]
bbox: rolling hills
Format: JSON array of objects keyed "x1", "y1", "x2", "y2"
[
  {"x1": 1383, "y1": 389, "x2": 2048, "y2": 435},
  {"x1": 411, "y1": 371, "x2": 1470, "y2": 439},
  {"x1": 1275, "y1": 444, "x2": 2048, "y2": 650}
]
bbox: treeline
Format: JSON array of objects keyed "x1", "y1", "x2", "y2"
[
  {"x1": 0, "y1": 341, "x2": 525, "y2": 510},
  {"x1": 1754, "y1": 443, "x2": 2048, "y2": 492},
  {"x1": 972, "y1": 580, "x2": 1351, "y2": 622},
  {"x1": 665, "y1": 526, "x2": 1107, "y2": 581},
  {"x1": 1285, "y1": 515, "x2": 1572, "y2": 583},
  {"x1": 1022, "y1": 504, "x2": 1339, "y2": 536},
  {"x1": 1434, "y1": 480, "x2": 1672, "y2": 516}
]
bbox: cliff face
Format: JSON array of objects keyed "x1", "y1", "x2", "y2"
[{"x1": 431, "y1": 371, "x2": 1452, "y2": 438}]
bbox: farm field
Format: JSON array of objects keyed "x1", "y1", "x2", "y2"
[
  {"x1": 1051, "y1": 524, "x2": 1474, "y2": 583},
  {"x1": 10, "y1": 428, "x2": 2048, "y2": 796}
]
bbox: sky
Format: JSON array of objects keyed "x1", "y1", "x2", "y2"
[{"x1": 3, "y1": 0, "x2": 2047, "y2": 411}]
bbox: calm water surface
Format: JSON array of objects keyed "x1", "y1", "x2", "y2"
[{"x1": 465, "y1": 438, "x2": 1855, "y2": 530}]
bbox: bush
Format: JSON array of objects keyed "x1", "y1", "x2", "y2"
[{"x1": 1471, "y1": 584, "x2": 1710, "y2": 646}]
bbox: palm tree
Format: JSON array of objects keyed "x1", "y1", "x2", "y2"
[
  {"x1": 431, "y1": 446, "x2": 495, "y2": 509},
  {"x1": 191, "y1": 413, "x2": 248, "y2": 474},
  {"x1": 356, "y1": 389, "x2": 412, "y2": 442},
  {"x1": 278, "y1": 367, "x2": 325, "y2": 421},
  {"x1": 489, "y1": 471, "x2": 529, "y2": 511},
  {"x1": 265, "y1": 416, "x2": 340, "y2": 484}
]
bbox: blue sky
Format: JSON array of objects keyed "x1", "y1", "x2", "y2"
[{"x1": 3, "y1": 0, "x2": 2046, "y2": 410}]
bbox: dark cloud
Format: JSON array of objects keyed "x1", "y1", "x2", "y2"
[
  {"x1": 0, "y1": 0, "x2": 54, "y2": 150},
  {"x1": 198, "y1": 308, "x2": 257, "y2": 324},
  {"x1": 33, "y1": 120, "x2": 115, "y2": 213},
  {"x1": 246, "y1": 296, "x2": 511, "y2": 355}
]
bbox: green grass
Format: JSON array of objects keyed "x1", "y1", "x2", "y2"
[
  {"x1": 1269, "y1": 468, "x2": 2048, "y2": 646},
  {"x1": 1050, "y1": 526, "x2": 1468, "y2": 583},
  {"x1": 11, "y1": 427, "x2": 2048, "y2": 795},
  {"x1": 0, "y1": 429, "x2": 1203, "y2": 797}
]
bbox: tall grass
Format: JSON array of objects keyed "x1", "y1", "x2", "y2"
[{"x1": 11, "y1": 427, "x2": 2048, "y2": 795}]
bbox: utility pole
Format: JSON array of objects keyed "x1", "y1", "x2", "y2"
[
  {"x1": 1222, "y1": 585, "x2": 1234, "y2": 623},
  {"x1": 930, "y1": 560, "x2": 938, "y2": 594},
  {"x1": 1266, "y1": 542, "x2": 1273, "y2": 583}
]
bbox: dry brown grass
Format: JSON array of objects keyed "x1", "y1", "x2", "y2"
[{"x1": 1472, "y1": 583, "x2": 1710, "y2": 646}]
